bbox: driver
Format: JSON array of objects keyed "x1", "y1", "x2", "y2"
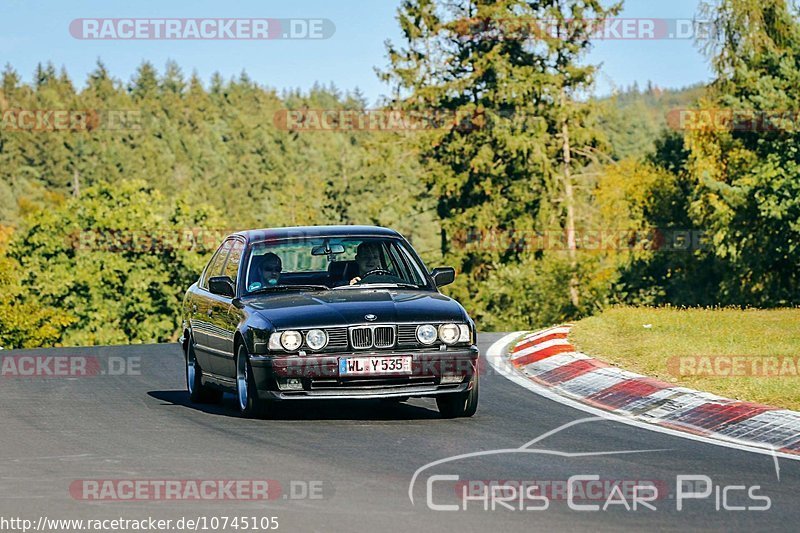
[
  {"x1": 248, "y1": 252, "x2": 282, "y2": 291},
  {"x1": 349, "y1": 242, "x2": 384, "y2": 285}
]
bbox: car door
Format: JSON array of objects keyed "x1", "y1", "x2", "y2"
[
  {"x1": 193, "y1": 239, "x2": 232, "y2": 373},
  {"x1": 206, "y1": 238, "x2": 245, "y2": 378}
]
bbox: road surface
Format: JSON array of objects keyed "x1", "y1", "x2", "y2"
[{"x1": 0, "y1": 334, "x2": 797, "y2": 532}]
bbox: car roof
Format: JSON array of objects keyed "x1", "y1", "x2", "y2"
[{"x1": 232, "y1": 225, "x2": 403, "y2": 243}]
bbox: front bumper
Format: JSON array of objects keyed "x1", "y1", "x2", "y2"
[{"x1": 249, "y1": 347, "x2": 479, "y2": 400}]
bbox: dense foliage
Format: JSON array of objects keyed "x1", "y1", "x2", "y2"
[
  {"x1": 0, "y1": 62, "x2": 438, "y2": 346},
  {"x1": 1, "y1": 0, "x2": 798, "y2": 348}
]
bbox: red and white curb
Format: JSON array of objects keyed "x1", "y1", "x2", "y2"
[{"x1": 487, "y1": 327, "x2": 800, "y2": 461}]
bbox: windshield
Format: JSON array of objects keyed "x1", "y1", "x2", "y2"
[{"x1": 244, "y1": 236, "x2": 429, "y2": 294}]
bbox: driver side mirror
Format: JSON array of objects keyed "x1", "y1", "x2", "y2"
[
  {"x1": 430, "y1": 267, "x2": 456, "y2": 288},
  {"x1": 208, "y1": 276, "x2": 236, "y2": 298}
]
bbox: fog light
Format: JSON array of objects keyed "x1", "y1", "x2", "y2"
[
  {"x1": 440, "y1": 374, "x2": 464, "y2": 384},
  {"x1": 278, "y1": 377, "x2": 303, "y2": 391}
]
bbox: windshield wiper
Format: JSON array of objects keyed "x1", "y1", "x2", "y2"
[
  {"x1": 247, "y1": 284, "x2": 330, "y2": 295},
  {"x1": 333, "y1": 282, "x2": 423, "y2": 290}
]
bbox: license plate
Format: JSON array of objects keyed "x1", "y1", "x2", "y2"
[{"x1": 339, "y1": 356, "x2": 412, "y2": 376}]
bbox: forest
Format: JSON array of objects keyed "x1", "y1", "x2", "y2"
[{"x1": 1, "y1": 0, "x2": 798, "y2": 348}]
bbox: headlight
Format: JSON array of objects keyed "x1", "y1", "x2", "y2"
[
  {"x1": 280, "y1": 331, "x2": 303, "y2": 351},
  {"x1": 416, "y1": 324, "x2": 437, "y2": 345},
  {"x1": 458, "y1": 324, "x2": 471, "y2": 344},
  {"x1": 305, "y1": 329, "x2": 328, "y2": 350},
  {"x1": 438, "y1": 323, "x2": 460, "y2": 345}
]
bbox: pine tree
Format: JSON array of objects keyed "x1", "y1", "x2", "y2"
[
  {"x1": 1, "y1": 64, "x2": 20, "y2": 98},
  {"x1": 161, "y1": 60, "x2": 185, "y2": 95},
  {"x1": 130, "y1": 61, "x2": 159, "y2": 100},
  {"x1": 381, "y1": 0, "x2": 621, "y2": 320},
  {"x1": 85, "y1": 59, "x2": 116, "y2": 100}
]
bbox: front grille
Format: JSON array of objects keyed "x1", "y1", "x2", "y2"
[
  {"x1": 373, "y1": 326, "x2": 395, "y2": 348},
  {"x1": 349, "y1": 325, "x2": 396, "y2": 349},
  {"x1": 351, "y1": 327, "x2": 373, "y2": 349},
  {"x1": 325, "y1": 327, "x2": 349, "y2": 350},
  {"x1": 397, "y1": 324, "x2": 420, "y2": 347}
]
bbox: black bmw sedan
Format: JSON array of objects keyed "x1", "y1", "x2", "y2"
[{"x1": 180, "y1": 225, "x2": 479, "y2": 418}]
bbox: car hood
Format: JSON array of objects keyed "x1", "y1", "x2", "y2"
[{"x1": 246, "y1": 288, "x2": 468, "y2": 329}]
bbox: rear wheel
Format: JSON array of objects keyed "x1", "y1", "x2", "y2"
[
  {"x1": 436, "y1": 374, "x2": 479, "y2": 418},
  {"x1": 236, "y1": 345, "x2": 268, "y2": 418},
  {"x1": 186, "y1": 338, "x2": 222, "y2": 404}
]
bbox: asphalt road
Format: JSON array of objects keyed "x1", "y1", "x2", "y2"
[{"x1": 0, "y1": 333, "x2": 798, "y2": 532}]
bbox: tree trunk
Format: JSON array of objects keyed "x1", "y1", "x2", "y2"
[
  {"x1": 561, "y1": 89, "x2": 580, "y2": 309},
  {"x1": 72, "y1": 169, "x2": 80, "y2": 198}
]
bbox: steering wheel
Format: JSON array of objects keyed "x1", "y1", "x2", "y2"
[{"x1": 361, "y1": 268, "x2": 393, "y2": 279}]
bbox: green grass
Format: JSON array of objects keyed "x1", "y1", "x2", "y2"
[{"x1": 570, "y1": 307, "x2": 800, "y2": 411}]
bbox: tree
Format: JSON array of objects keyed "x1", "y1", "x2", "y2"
[
  {"x1": 2, "y1": 63, "x2": 20, "y2": 96},
  {"x1": 9, "y1": 180, "x2": 224, "y2": 346},
  {"x1": 684, "y1": 0, "x2": 800, "y2": 305},
  {"x1": 161, "y1": 60, "x2": 186, "y2": 95},
  {"x1": 129, "y1": 61, "x2": 159, "y2": 100},
  {"x1": 0, "y1": 227, "x2": 74, "y2": 348},
  {"x1": 380, "y1": 0, "x2": 621, "y2": 325},
  {"x1": 85, "y1": 59, "x2": 116, "y2": 100},
  {"x1": 0, "y1": 61, "x2": 449, "y2": 344}
]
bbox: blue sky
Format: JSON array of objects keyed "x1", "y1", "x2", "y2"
[{"x1": 1, "y1": 0, "x2": 713, "y2": 105}]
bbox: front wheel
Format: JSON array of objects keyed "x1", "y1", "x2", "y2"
[
  {"x1": 186, "y1": 339, "x2": 222, "y2": 404},
  {"x1": 436, "y1": 374, "x2": 479, "y2": 418},
  {"x1": 236, "y1": 345, "x2": 268, "y2": 418}
]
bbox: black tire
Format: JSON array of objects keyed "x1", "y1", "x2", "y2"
[
  {"x1": 436, "y1": 374, "x2": 479, "y2": 418},
  {"x1": 236, "y1": 345, "x2": 268, "y2": 418},
  {"x1": 186, "y1": 338, "x2": 223, "y2": 404}
]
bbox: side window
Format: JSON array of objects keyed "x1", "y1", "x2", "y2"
[
  {"x1": 200, "y1": 240, "x2": 233, "y2": 290},
  {"x1": 223, "y1": 240, "x2": 244, "y2": 283}
]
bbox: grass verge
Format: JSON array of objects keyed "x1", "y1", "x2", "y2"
[{"x1": 569, "y1": 307, "x2": 800, "y2": 411}]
